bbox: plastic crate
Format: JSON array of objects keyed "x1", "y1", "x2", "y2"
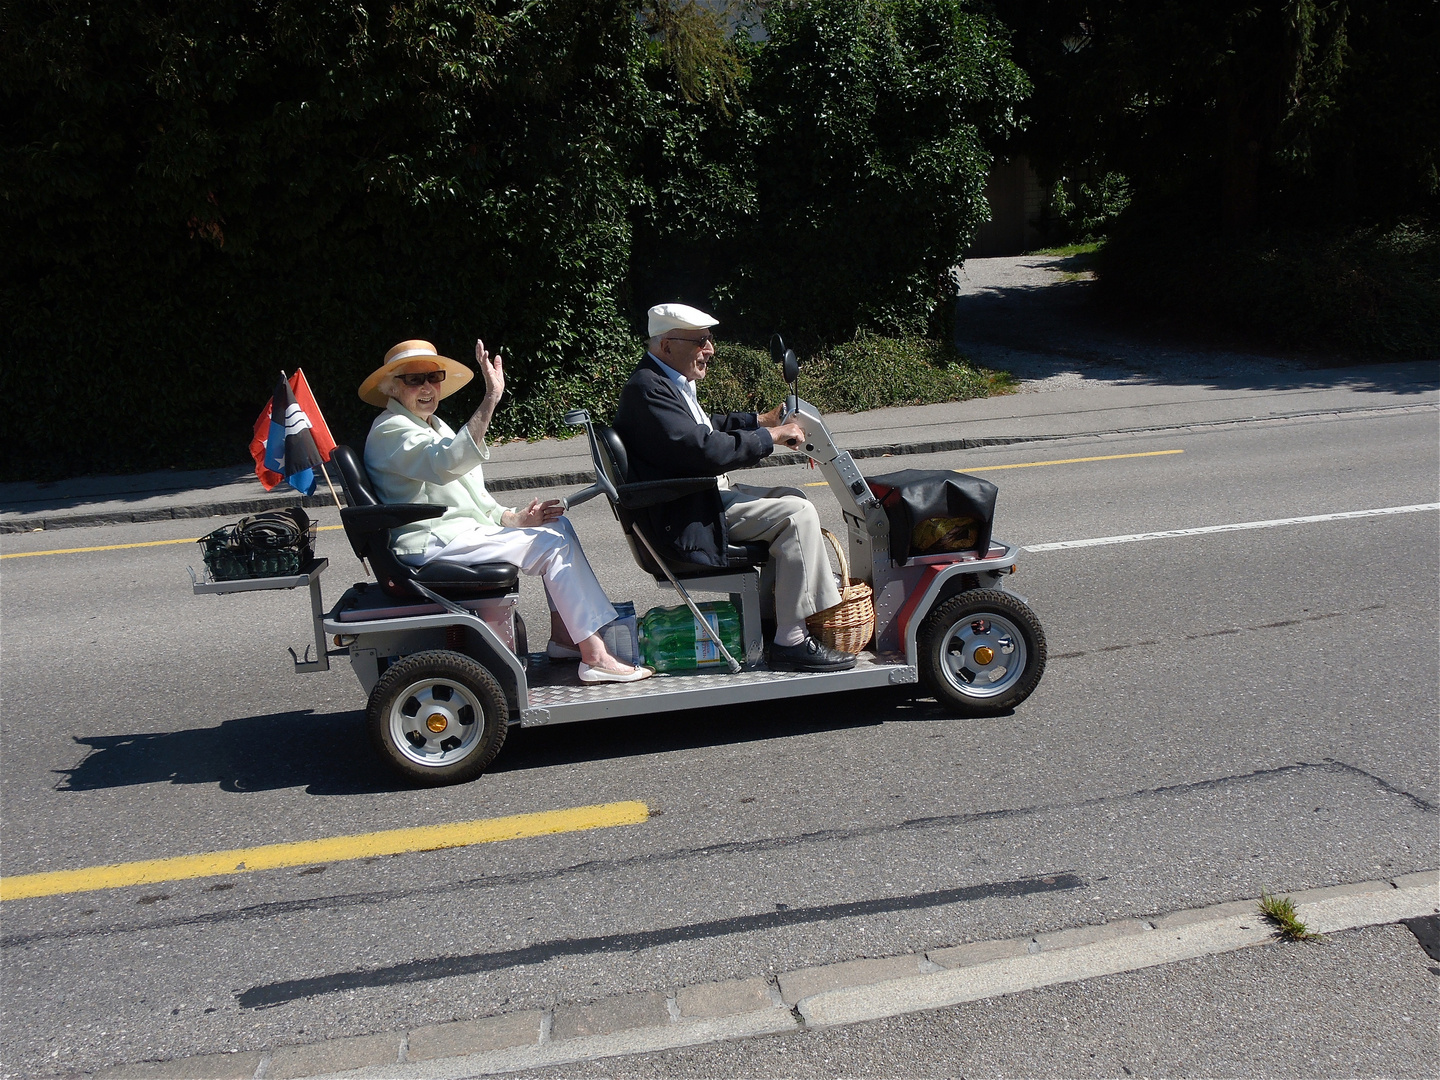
[{"x1": 198, "y1": 520, "x2": 315, "y2": 581}]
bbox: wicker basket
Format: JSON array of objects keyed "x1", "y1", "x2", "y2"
[{"x1": 806, "y1": 528, "x2": 875, "y2": 655}]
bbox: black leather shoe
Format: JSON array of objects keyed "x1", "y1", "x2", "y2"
[{"x1": 768, "y1": 636, "x2": 857, "y2": 672}]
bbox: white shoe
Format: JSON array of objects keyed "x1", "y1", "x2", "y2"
[
  {"x1": 578, "y1": 662, "x2": 654, "y2": 685},
  {"x1": 546, "y1": 641, "x2": 582, "y2": 660}
]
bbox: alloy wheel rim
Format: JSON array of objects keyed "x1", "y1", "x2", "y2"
[
  {"x1": 939, "y1": 612, "x2": 1027, "y2": 699},
  {"x1": 388, "y1": 677, "x2": 484, "y2": 767}
]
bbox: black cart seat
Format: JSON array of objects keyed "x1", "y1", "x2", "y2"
[
  {"x1": 331, "y1": 444, "x2": 519, "y2": 601},
  {"x1": 589, "y1": 425, "x2": 769, "y2": 581}
]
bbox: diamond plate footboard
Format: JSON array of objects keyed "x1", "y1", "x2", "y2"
[{"x1": 519, "y1": 654, "x2": 916, "y2": 727}]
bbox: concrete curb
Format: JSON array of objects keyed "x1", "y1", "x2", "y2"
[
  {"x1": 84, "y1": 871, "x2": 1439, "y2": 1080},
  {"x1": 5, "y1": 402, "x2": 1431, "y2": 534}
]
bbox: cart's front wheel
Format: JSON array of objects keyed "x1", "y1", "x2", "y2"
[
  {"x1": 917, "y1": 590, "x2": 1046, "y2": 716},
  {"x1": 367, "y1": 651, "x2": 508, "y2": 786}
]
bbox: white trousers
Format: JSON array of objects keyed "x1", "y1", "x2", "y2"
[
  {"x1": 404, "y1": 517, "x2": 617, "y2": 642},
  {"x1": 721, "y1": 485, "x2": 841, "y2": 626}
]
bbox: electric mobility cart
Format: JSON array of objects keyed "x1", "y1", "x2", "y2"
[{"x1": 192, "y1": 342, "x2": 1047, "y2": 786}]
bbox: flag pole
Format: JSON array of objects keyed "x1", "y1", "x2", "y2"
[
  {"x1": 281, "y1": 367, "x2": 345, "y2": 514},
  {"x1": 318, "y1": 460, "x2": 344, "y2": 513}
]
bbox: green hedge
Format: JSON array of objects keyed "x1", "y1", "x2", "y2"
[
  {"x1": 701, "y1": 334, "x2": 1014, "y2": 415},
  {"x1": 1099, "y1": 222, "x2": 1440, "y2": 360},
  {"x1": 2, "y1": 0, "x2": 650, "y2": 478}
]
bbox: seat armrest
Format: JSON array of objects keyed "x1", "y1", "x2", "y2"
[
  {"x1": 341, "y1": 503, "x2": 444, "y2": 532},
  {"x1": 616, "y1": 477, "x2": 719, "y2": 509}
]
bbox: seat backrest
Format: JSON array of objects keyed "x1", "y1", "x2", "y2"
[
  {"x1": 331, "y1": 445, "x2": 378, "y2": 507},
  {"x1": 331, "y1": 444, "x2": 383, "y2": 563},
  {"x1": 595, "y1": 426, "x2": 630, "y2": 489},
  {"x1": 591, "y1": 426, "x2": 670, "y2": 578}
]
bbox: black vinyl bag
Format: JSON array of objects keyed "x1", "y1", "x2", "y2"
[{"x1": 865, "y1": 469, "x2": 998, "y2": 565}]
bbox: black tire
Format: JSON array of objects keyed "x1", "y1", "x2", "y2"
[
  {"x1": 367, "y1": 650, "x2": 508, "y2": 786},
  {"x1": 917, "y1": 589, "x2": 1046, "y2": 716}
]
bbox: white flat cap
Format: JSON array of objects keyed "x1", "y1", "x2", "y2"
[{"x1": 648, "y1": 302, "x2": 719, "y2": 337}]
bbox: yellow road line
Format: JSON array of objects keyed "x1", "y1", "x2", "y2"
[
  {"x1": 2, "y1": 524, "x2": 345, "y2": 559},
  {"x1": 963, "y1": 449, "x2": 1184, "y2": 471},
  {"x1": 0, "y1": 800, "x2": 649, "y2": 901},
  {"x1": 802, "y1": 449, "x2": 1183, "y2": 485}
]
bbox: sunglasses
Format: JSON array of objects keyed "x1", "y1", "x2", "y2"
[
  {"x1": 668, "y1": 334, "x2": 715, "y2": 347},
  {"x1": 398, "y1": 370, "x2": 446, "y2": 387}
]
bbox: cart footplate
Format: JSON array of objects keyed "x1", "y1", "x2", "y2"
[{"x1": 519, "y1": 652, "x2": 916, "y2": 727}]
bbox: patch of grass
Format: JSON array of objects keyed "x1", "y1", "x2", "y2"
[
  {"x1": 1258, "y1": 890, "x2": 1323, "y2": 942},
  {"x1": 700, "y1": 333, "x2": 1015, "y2": 416},
  {"x1": 1032, "y1": 241, "x2": 1104, "y2": 257}
]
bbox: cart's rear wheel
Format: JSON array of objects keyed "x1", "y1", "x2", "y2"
[
  {"x1": 917, "y1": 590, "x2": 1046, "y2": 716},
  {"x1": 367, "y1": 650, "x2": 507, "y2": 786}
]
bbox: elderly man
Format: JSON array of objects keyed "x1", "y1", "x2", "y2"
[{"x1": 614, "y1": 303, "x2": 855, "y2": 672}]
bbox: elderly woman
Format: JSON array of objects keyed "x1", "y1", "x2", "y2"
[{"x1": 361, "y1": 338, "x2": 650, "y2": 684}]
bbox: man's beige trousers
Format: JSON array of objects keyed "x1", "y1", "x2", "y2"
[{"x1": 721, "y1": 484, "x2": 842, "y2": 627}]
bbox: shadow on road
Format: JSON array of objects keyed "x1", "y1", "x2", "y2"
[
  {"x1": 55, "y1": 709, "x2": 402, "y2": 795},
  {"x1": 493, "y1": 687, "x2": 968, "y2": 774},
  {"x1": 54, "y1": 693, "x2": 999, "y2": 793}
]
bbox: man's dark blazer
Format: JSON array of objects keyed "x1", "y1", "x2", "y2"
[{"x1": 613, "y1": 353, "x2": 775, "y2": 568}]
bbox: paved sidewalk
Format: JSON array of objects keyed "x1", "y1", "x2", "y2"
[
  {"x1": 81, "y1": 872, "x2": 1439, "y2": 1079},
  {"x1": 3, "y1": 361, "x2": 1434, "y2": 534},
  {"x1": 4, "y1": 254, "x2": 1434, "y2": 533}
]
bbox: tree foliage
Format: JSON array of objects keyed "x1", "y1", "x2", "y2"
[
  {"x1": 632, "y1": 0, "x2": 1029, "y2": 347},
  {"x1": 1, "y1": 0, "x2": 1024, "y2": 478},
  {"x1": 732, "y1": 0, "x2": 1028, "y2": 343},
  {"x1": 2, "y1": 0, "x2": 649, "y2": 476},
  {"x1": 993, "y1": 0, "x2": 1436, "y2": 358},
  {"x1": 995, "y1": 0, "x2": 1439, "y2": 234}
]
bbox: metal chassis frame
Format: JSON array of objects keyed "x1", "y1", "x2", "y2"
[
  {"x1": 519, "y1": 658, "x2": 919, "y2": 728},
  {"x1": 889, "y1": 545, "x2": 1024, "y2": 665},
  {"x1": 191, "y1": 559, "x2": 333, "y2": 673},
  {"x1": 324, "y1": 604, "x2": 528, "y2": 707},
  {"x1": 192, "y1": 546, "x2": 1022, "y2": 728}
]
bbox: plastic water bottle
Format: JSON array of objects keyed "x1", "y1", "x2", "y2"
[{"x1": 638, "y1": 601, "x2": 742, "y2": 673}]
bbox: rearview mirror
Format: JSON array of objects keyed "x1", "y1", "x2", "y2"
[
  {"x1": 771, "y1": 334, "x2": 801, "y2": 383},
  {"x1": 769, "y1": 334, "x2": 787, "y2": 367}
]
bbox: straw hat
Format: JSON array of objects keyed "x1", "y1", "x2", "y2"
[{"x1": 358, "y1": 340, "x2": 474, "y2": 407}]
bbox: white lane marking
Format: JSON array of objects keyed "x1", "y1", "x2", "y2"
[{"x1": 1024, "y1": 504, "x2": 1439, "y2": 553}]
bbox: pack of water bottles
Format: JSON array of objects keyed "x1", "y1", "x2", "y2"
[{"x1": 636, "y1": 601, "x2": 742, "y2": 673}]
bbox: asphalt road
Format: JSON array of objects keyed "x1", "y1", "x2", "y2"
[{"x1": 1, "y1": 408, "x2": 1437, "y2": 1078}]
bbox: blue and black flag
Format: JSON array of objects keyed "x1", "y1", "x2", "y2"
[{"x1": 256, "y1": 374, "x2": 324, "y2": 495}]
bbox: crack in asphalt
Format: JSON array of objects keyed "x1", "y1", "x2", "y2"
[
  {"x1": 236, "y1": 872, "x2": 1087, "y2": 1008},
  {"x1": 3, "y1": 759, "x2": 1430, "y2": 950},
  {"x1": 1323, "y1": 757, "x2": 1439, "y2": 813},
  {"x1": 1049, "y1": 604, "x2": 1384, "y2": 660}
]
